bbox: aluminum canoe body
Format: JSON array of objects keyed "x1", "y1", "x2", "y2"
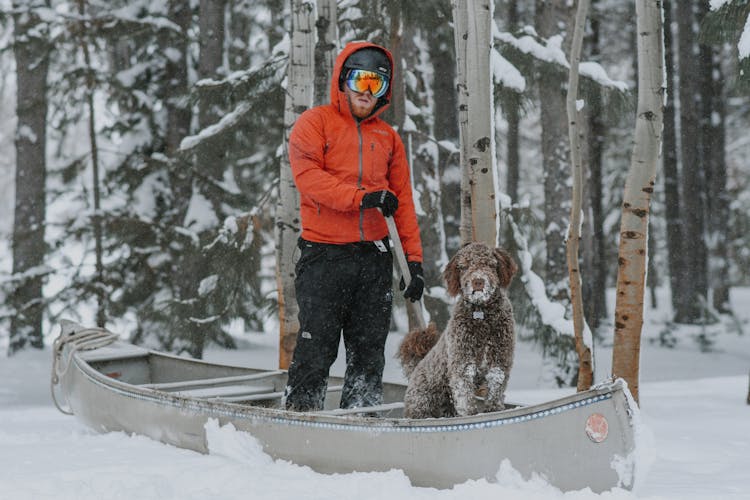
[{"x1": 54, "y1": 325, "x2": 639, "y2": 493}]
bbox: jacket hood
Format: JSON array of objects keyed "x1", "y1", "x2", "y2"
[{"x1": 331, "y1": 41, "x2": 394, "y2": 120}]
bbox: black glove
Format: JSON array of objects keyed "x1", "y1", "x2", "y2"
[
  {"x1": 401, "y1": 261, "x2": 424, "y2": 302},
  {"x1": 361, "y1": 190, "x2": 399, "y2": 217}
]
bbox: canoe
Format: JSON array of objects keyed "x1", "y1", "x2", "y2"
[{"x1": 52, "y1": 320, "x2": 640, "y2": 493}]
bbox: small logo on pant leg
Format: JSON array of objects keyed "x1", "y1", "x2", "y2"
[{"x1": 301, "y1": 331, "x2": 312, "y2": 340}]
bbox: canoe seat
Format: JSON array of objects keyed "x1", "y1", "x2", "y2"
[
  {"x1": 216, "y1": 384, "x2": 344, "y2": 403},
  {"x1": 140, "y1": 370, "x2": 284, "y2": 391},
  {"x1": 175, "y1": 384, "x2": 276, "y2": 399},
  {"x1": 318, "y1": 402, "x2": 405, "y2": 416}
]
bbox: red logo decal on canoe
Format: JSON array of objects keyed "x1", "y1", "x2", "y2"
[{"x1": 585, "y1": 413, "x2": 609, "y2": 443}]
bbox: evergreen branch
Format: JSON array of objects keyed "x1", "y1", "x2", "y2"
[
  {"x1": 178, "y1": 102, "x2": 252, "y2": 154},
  {"x1": 700, "y1": 0, "x2": 750, "y2": 45},
  {"x1": 495, "y1": 29, "x2": 631, "y2": 92},
  {"x1": 193, "y1": 55, "x2": 287, "y2": 101}
]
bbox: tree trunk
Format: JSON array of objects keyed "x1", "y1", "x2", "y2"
[
  {"x1": 387, "y1": 6, "x2": 406, "y2": 132},
  {"x1": 453, "y1": 0, "x2": 496, "y2": 247},
  {"x1": 277, "y1": 0, "x2": 315, "y2": 369},
  {"x1": 584, "y1": 0, "x2": 607, "y2": 331},
  {"x1": 661, "y1": 0, "x2": 685, "y2": 323},
  {"x1": 75, "y1": 0, "x2": 106, "y2": 327},
  {"x1": 429, "y1": 14, "x2": 460, "y2": 255},
  {"x1": 198, "y1": 0, "x2": 225, "y2": 128},
  {"x1": 165, "y1": 0, "x2": 192, "y2": 155},
  {"x1": 675, "y1": 0, "x2": 708, "y2": 323},
  {"x1": 698, "y1": 3, "x2": 730, "y2": 314},
  {"x1": 536, "y1": 0, "x2": 573, "y2": 302},
  {"x1": 505, "y1": 0, "x2": 520, "y2": 204},
  {"x1": 175, "y1": 0, "x2": 226, "y2": 359},
  {"x1": 229, "y1": 0, "x2": 251, "y2": 71},
  {"x1": 452, "y1": 0, "x2": 473, "y2": 246},
  {"x1": 612, "y1": 0, "x2": 665, "y2": 405},
  {"x1": 566, "y1": 0, "x2": 594, "y2": 392},
  {"x1": 9, "y1": 1, "x2": 50, "y2": 354},
  {"x1": 313, "y1": 0, "x2": 337, "y2": 107}
]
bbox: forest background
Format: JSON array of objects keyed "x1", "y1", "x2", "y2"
[{"x1": 1, "y1": 0, "x2": 749, "y2": 386}]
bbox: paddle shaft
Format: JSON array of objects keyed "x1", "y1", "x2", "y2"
[{"x1": 384, "y1": 215, "x2": 426, "y2": 330}]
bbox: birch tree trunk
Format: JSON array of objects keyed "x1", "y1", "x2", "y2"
[
  {"x1": 277, "y1": 0, "x2": 315, "y2": 369},
  {"x1": 565, "y1": 0, "x2": 594, "y2": 392},
  {"x1": 452, "y1": 0, "x2": 472, "y2": 246},
  {"x1": 612, "y1": 0, "x2": 665, "y2": 404},
  {"x1": 9, "y1": 1, "x2": 49, "y2": 354},
  {"x1": 452, "y1": 0, "x2": 496, "y2": 246}
]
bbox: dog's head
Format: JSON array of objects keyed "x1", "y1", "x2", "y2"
[{"x1": 443, "y1": 243, "x2": 518, "y2": 305}]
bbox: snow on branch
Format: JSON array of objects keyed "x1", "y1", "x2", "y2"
[
  {"x1": 739, "y1": 14, "x2": 750, "y2": 59},
  {"x1": 36, "y1": 6, "x2": 183, "y2": 36},
  {"x1": 195, "y1": 56, "x2": 287, "y2": 92},
  {"x1": 495, "y1": 28, "x2": 629, "y2": 92},
  {"x1": 178, "y1": 102, "x2": 251, "y2": 154}
]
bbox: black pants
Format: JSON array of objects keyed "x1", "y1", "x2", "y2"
[{"x1": 284, "y1": 238, "x2": 393, "y2": 411}]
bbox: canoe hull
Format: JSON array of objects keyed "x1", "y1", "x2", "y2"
[{"x1": 60, "y1": 340, "x2": 638, "y2": 492}]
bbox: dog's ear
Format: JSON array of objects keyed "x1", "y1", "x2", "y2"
[
  {"x1": 493, "y1": 248, "x2": 518, "y2": 288},
  {"x1": 443, "y1": 254, "x2": 461, "y2": 296}
]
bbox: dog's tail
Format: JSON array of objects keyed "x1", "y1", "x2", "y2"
[{"x1": 397, "y1": 322, "x2": 439, "y2": 378}]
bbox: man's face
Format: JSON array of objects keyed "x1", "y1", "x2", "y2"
[{"x1": 344, "y1": 85, "x2": 377, "y2": 119}]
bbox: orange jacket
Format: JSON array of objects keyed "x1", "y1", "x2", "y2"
[{"x1": 289, "y1": 41, "x2": 423, "y2": 262}]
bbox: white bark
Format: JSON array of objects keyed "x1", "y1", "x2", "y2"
[
  {"x1": 612, "y1": 0, "x2": 665, "y2": 404},
  {"x1": 276, "y1": 0, "x2": 315, "y2": 369},
  {"x1": 453, "y1": 0, "x2": 497, "y2": 247},
  {"x1": 452, "y1": 0, "x2": 472, "y2": 246},
  {"x1": 565, "y1": 0, "x2": 594, "y2": 392}
]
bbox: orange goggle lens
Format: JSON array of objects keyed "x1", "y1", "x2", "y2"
[{"x1": 345, "y1": 69, "x2": 389, "y2": 98}]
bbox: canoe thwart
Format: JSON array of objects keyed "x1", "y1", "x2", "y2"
[
  {"x1": 176, "y1": 384, "x2": 276, "y2": 399},
  {"x1": 140, "y1": 370, "x2": 285, "y2": 391},
  {"x1": 317, "y1": 401, "x2": 405, "y2": 416},
  {"x1": 217, "y1": 384, "x2": 344, "y2": 403}
]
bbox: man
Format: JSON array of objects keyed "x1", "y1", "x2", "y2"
[{"x1": 284, "y1": 41, "x2": 424, "y2": 412}]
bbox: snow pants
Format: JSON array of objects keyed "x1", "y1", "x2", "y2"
[{"x1": 284, "y1": 237, "x2": 393, "y2": 412}]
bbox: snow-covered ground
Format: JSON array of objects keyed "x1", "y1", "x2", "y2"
[{"x1": 1, "y1": 288, "x2": 749, "y2": 500}]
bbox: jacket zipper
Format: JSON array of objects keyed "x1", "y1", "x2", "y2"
[{"x1": 357, "y1": 121, "x2": 365, "y2": 241}]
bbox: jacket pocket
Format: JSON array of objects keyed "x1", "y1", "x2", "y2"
[{"x1": 368, "y1": 140, "x2": 392, "y2": 183}]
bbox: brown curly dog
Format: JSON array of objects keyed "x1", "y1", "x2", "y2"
[{"x1": 398, "y1": 242, "x2": 517, "y2": 418}]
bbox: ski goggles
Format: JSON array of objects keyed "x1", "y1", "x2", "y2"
[{"x1": 344, "y1": 69, "x2": 389, "y2": 98}]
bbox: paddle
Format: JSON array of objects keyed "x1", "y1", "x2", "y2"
[{"x1": 384, "y1": 215, "x2": 426, "y2": 330}]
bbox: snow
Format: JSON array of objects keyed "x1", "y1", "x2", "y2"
[
  {"x1": 183, "y1": 187, "x2": 219, "y2": 232},
  {"x1": 491, "y1": 48, "x2": 526, "y2": 92},
  {"x1": 709, "y1": 0, "x2": 732, "y2": 10},
  {"x1": 2, "y1": 287, "x2": 750, "y2": 499},
  {"x1": 739, "y1": 14, "x2": 750, "y2": 60}
]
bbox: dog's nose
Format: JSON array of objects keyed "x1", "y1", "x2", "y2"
[{"x1": 471, "y1": 278, "x2": 484, "y2": 292}]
